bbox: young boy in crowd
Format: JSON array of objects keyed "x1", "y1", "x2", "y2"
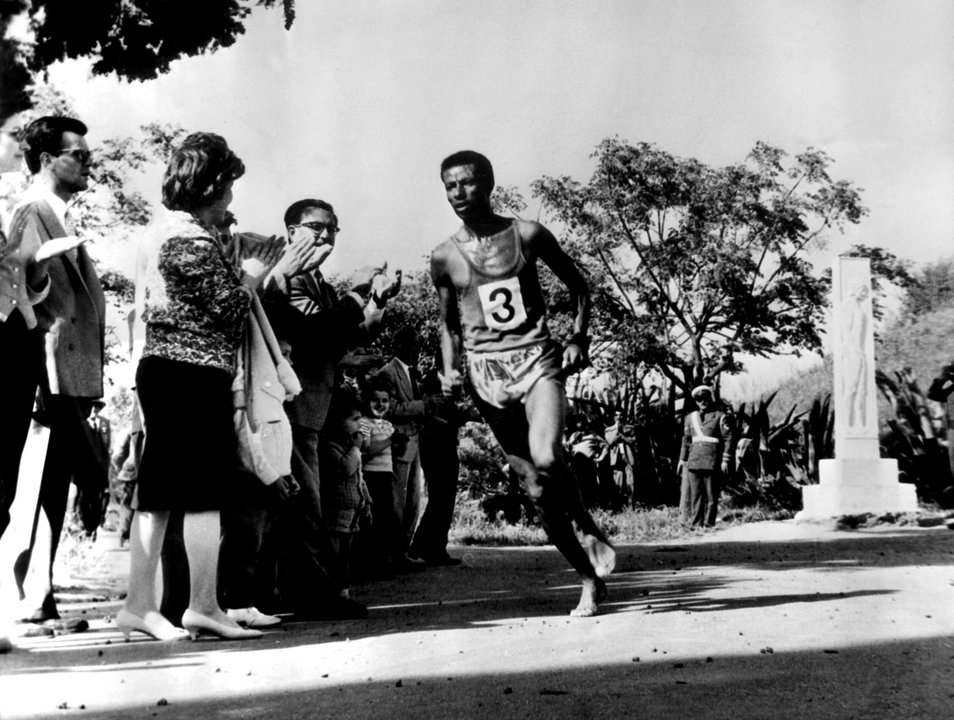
[{"x1": 319, "y1": 389, "x2": 373, "y2": 602}]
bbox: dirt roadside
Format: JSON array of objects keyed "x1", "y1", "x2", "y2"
[{"x1": 2, "y1": 520, "x2": 954, "y2": 720}]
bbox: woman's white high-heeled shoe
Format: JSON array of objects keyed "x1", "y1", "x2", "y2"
[
  {"x1": 115, "y1": 609, "x2": 189, "y2": 641},
  {"x1": 181, "y1": 609, "x2": 264, "y2": 641}
]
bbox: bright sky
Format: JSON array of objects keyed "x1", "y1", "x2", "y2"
[{"x1": 48, "y1": 0, "x2": 954, "y2": 283}]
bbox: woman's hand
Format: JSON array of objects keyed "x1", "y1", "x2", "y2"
[{"x1": 241, "y1": 235, "x2": 284, "y2": 288}]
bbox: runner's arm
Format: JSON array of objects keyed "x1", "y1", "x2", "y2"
[{"x1": 528, "y1": 222, "x2": 591, "y2": 370}]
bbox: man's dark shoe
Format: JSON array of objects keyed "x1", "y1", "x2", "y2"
[
  {"x1": 56, "y1": 618, "x2": 90, "y2": 633},
  {"x1": 294, "y1": 597, "x2": 368, "y2": 621}
]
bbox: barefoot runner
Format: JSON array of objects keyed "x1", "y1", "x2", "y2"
[{"x1": 430, "y1": 150, "x2": 615, "y2": 616}]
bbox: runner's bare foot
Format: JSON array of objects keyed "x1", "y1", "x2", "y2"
[
  {"x1": 583, "y1": 535, "x2": 616, "y2": 578},
  {"x1": 570, "y1": 577, "x2": 607, "y2": 617}
]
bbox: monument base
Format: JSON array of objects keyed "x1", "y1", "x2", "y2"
[{"x1": 795, "y1": 458, "x2": 919, "y2": 521}]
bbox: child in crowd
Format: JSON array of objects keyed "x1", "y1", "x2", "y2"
[
  {"x1": 357, "y1": 377, "x2": 407, "y2": 578},
  {"x1": 319, "y1": 388, "x2": 373, "y2": 601}
]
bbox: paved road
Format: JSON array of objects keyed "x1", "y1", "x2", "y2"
[{"x1": 2, "y1": 521, "x2": 954, "y2": 719}]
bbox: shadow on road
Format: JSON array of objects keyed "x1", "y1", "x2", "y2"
[
  {"x1": 12, "y1": 634, "x2": 954, "y2": 720},
  {"x1": 5, "y1": 527, "x2": 948, "y2": 663}
]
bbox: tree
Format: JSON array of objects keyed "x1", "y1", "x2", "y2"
[
  {"x1": 903, "y1": 255, "x2": 954, "y2": 316},
  {"x1": 532, "y1": 138, "x2": 870, "y2": 400},
  {"x1": 0, "y1": 2, "x2": 32, "y2": 120},
  {"x1": 0, "y1": 1, "x2": 295, "y2": 120},
  {"x1": 369, "y1": 266, "x2": 441, "y2": 365}
]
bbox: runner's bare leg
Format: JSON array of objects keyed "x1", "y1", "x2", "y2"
[
  {"x1": 522, "y1": 380, "x2": 610, "y2": 615},
  {"x1": 534, "y1": 379, "x2": 615, "y2": 577}
]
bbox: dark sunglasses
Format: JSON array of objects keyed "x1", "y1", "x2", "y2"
[{"x1": 55, "y1": 148, "x2": 92, "y2": 165}]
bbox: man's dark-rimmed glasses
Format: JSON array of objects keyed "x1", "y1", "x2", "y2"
[{"x1": 295, "y1": 221, "x2": 340, "y2": 235}]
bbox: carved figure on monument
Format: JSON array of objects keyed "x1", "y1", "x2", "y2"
[{"x1": 841, "y1": 280, "x2": 869, "y2": 430}]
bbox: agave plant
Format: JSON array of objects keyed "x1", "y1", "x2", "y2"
[
  {"x1": 877, "y1": 368, "x2": 954, "y2": 507},
  {"x1": 721, "y1": 392, "x2": 814, "y2": 511},
  {"x1": 802, "y1": 393, "x2": 835, "y2": 483}
]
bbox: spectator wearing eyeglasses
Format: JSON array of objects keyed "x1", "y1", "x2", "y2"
[
  {"x1": 3, "y1": 116, "x2": 105, "y2": 626},
  {"x1": 258, "y1": 198, "x2": 401, "y2": 619}
]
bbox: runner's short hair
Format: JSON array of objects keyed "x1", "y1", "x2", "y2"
[{"x1": 440, "y1": 150, "x2": 494, "y2": 190}]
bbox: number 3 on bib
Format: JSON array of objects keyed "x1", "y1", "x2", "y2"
[{"x1": 477, "y1": 277, "x2": 527, "y2": 331}]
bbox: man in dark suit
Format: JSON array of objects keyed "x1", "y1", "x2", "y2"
[
  {"x1": 372, "y1": 328, "x2": 444, "y2": 570},
  {"x1": 409, "y1": 352, "x2": 478, "y2": 566},
  {"x1": 260, "y1": 197, "x2": 400, "y2": 617},
  {"x1": 6, "y1": 116, "x2": 105, "y2": 622}
]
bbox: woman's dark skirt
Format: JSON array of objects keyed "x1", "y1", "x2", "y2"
[{"x1": 134, "y1": 355, "x2": 236, "y2": 512}]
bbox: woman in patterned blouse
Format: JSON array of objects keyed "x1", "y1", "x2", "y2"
[{"x1": 118, "y1": 133, "x2": 279, "y2": 642}]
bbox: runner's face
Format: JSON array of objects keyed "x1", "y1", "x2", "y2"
[
  {"x1": 443, "y1": 164, "x2": 490, "y2": 221},
  {"x1": 369, "y1": 390, "x2": 390, "y2": 418}
]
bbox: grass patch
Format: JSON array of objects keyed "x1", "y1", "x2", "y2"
[
  {"x1": 450, "y1": 496, "x2": 548, "y2": 546},
  {"x1": 449, "y1": 495, "x2": 795, "y2": 545}
]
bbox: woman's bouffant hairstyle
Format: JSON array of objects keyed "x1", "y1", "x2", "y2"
[{"x1": 161, "y1": 132, "x2": 245, "y2": 213}]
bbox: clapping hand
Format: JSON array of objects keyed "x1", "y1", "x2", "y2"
[
  {"x1": 371, "y1": 266, "x2": 402, "y2": 304},
  {"x1": 350, "y1": 264, "x2": 386, "y2": 298},
  {"x1": 240, "y1": 234, "x2": 284, "y2": 288},
  {"x1": 272, "y1": 232, "x2": 333, "y2": 279}
]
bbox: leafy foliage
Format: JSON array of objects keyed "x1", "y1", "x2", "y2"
[
  {"x1": 30, "y1": 1, "x2": 293, "y2": 79},
  {"x1": 904, "y1": 255, "x2": 954, "y2": 316},
  {"x1": 0, "y1": 2, "x2": 32, "y2": 121},
  {"x1": 877, "y1": 368, "x2": 954, "y2": 508},
  {"x1": 74, "y1": 122, "x2": 189, "y2": 235},
  {"x1": 532, "y1": 138, "x2": 869, "y2": 399},
  {"x1": 1, "y1": 1, "x2": 294, "y2": 114}
]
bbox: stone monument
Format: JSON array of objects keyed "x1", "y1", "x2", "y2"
[{"x1": 796, "y1": 256, "x2": 918, "y2": 520}]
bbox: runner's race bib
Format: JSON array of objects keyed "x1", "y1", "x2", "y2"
[{"x1": 477, "y1": 277, "x2": 527, "y2": 331}]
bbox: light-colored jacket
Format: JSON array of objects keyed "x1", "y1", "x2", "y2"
[
  {"x1": 233, "y1": 293, "x2": 301, "y2": 485},
  {"x1": 7, "y1": 196, "x2": 105, "y2": 396}
]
